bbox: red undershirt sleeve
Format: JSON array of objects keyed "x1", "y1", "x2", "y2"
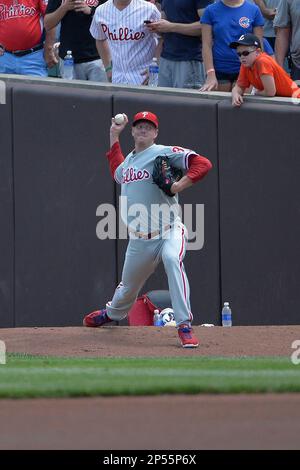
[
  {"x1": 186, "y1": 154, "x2": 213, "y2": 183},
  {"x1": 106, "y1": 142, "x2": 125, "y2": 179}
]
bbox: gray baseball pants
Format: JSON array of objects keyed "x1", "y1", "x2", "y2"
[{"x1": 106, "y1": 222, "x2": 192, "y2": 326}]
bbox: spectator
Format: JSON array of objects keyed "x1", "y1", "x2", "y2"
[
  {"x1": 253, "y1": 0, "x2": 279, "y2": 50},
  {"x1": 200, "y1": 0, "x2": 265, "y2": 92},
  {"x1": 90, "y1": 0, "x2": 161, "y2": 85},
  {"x1": 146, "y1": 0, "x2": 213, "y2": 89},
  {"x1": 0, "y1": 0, "x2": 56, "y2": 76},
  {"x1": 231, "y1": 33, "x2": 300, "y2": 106},
  {"x1": 44, "y1": 0, "x2": 107, "y2": 81},
  {"x1": 274, "y1": 0, "x2": 300, "y2": 81}
]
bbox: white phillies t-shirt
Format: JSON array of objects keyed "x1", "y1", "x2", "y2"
[
  {"x1": 90, "y1": 0, "x2": 160, "y2": 85},
  {"x1": 114, "y1": 143, "x2": 197, "y2": 234}
]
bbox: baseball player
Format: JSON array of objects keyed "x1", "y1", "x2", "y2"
[
  {"x1": 89, "y1": 0, "x2": 161, "y2": 85},
  {"x1": 83, "y1": 111, "x2": 212, "y2": 348}
]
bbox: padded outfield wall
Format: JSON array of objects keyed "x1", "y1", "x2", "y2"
[{"x1": 0, "y1": 76, "x2": 299, "y2": 326}]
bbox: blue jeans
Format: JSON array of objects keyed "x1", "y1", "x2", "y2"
[{"x1": 0, "y1": 49, "x2": 47, "y2": 77}]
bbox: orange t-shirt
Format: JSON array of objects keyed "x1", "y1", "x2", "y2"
[{"x1": 237, "y1": 53, "x2": 300, "y2": 99}]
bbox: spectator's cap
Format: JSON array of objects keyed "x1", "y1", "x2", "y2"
[
  {"x1": 230, "y1": 33, "x2": 261, "y2": 49},
  {"x1": 132, "y1": 111, "x2": 159, "y2": 129}
]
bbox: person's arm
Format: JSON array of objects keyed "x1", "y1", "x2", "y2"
[
  {"x1": 44, "y1": 0, "x2": 75, "y2": 31},
  {"x1": 96, "y1": 39, "x2": 112, "y2": 82},
  {"x1": 275, "y1": 27, "x2": 290, "y2": 67},
  {"x1": 109, "y1": 114, "x2": 128, "y2": 147},
  {"x1": 253, "y1": 26, "x2": 264, "y2": 51},
  {"x1": 200, "y1": 24, "x2": 218, "y2": 91},
  {"x1": 255, "y1": 74, "x2": 276, "y2": 96},
  {"x1": 43, "y1": 27, "x2": 58, "y2": 68},
  {"x1": 73, "y1": 0, "x2": 93, "y2": 14},
  {"x1": 171, "y1": 154, "x2": 212, "y2": 194},
  {"x1": 232, "y1": 84, "x2": 246, "y2": 107},
  {"x1": 106, "y1": 142, "x2": 125, "y2": 179},
  {"x1": 253, "y1": 0, "x2": 277, "y2": 20},
  {"x1": 146, "y1": 8, "x2": 204, "y2": 37},
  {"x1": 106, "y1": 116, "x2": 128, "y2": 179},
  {"x1": 147, "y1": 19, "x2": 202, "y2": 36},
  {"x1": 171, "y1": 176, "x2": 193, "y2": 193},
  {"x1": 155, "y1": 36, "x2": 163, "y2": 59}
]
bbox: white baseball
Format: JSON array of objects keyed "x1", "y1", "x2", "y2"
[{"x1": 114, "y1": 113, "x2": 125, "y2": 125}]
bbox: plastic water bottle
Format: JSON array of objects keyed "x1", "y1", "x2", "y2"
[
  {"x1": 153, "y1": 309, "x2": 164, "y2": 326},
  {"x1": 148, "y1": 58, "x2": 159, "y2": 87},
  {"x1": 221, "y1": 302, "x2": 232, "y2": 327},
  {"x1": 63, "y1": 50, "x2": 74, "y2": 80}
]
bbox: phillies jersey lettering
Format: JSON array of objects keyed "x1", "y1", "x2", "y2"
[
  {"x1": 90, "y1": 0, "x2": 160, "y2": 85},
  {"x1": 115, "y1": 143, "x2": 196, "y2": 232},
  {"x1": 101, "y1": 25, "x2": 146, "y2": 41},
  {"x1": 0, "y1": 0, "x2": 47, "y2": 51},
  {"x1": 122, "y1": 167, "x2": 151, "y2": 184},
  {"x1": 0, "y1": 3, "x2": 36, "y2": 18}
]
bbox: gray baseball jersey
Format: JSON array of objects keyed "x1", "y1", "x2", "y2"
[
  {"x1": 115, "y1": 143, "x2": 196, "y2": 234},
  {"x1": 90, "y1": 0, "x2": 161, "y2": 84}
]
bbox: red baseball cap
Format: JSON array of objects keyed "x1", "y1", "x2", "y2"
[{"x1": 132, "y1": 111, "x2": 159, "y2": 129}]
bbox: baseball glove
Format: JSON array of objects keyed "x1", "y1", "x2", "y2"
[{"x1": 152, "y1": 156, "x2": 183, "y2": 197}]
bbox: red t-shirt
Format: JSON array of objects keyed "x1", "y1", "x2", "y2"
[
  {"x1": 237, "y1": 53, "x2": 300, "y2": 99},
  {"x1": 0, "y1": 0, "x2": 47, "y2": 51}
]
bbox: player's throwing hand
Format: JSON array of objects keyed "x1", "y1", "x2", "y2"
[{"x1": 110, "y1": 114, "x2": 129, "y2": 143}]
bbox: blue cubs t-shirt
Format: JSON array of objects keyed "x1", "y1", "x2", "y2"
[
  {"x1": 161, "y1": 0, "x2": 213, "y2": 62},
  {"x1": 201, "y1": 0, "x2": 264, "y2": 73}
]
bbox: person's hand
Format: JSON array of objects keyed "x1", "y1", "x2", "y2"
[
  {"x1": 44, "y1": 45, "x2": 58, "y2": 68},
  {"x1": 61, "y1": 0, "x2": 76, "y2": 12},
  {"x1": 110, "y1": 114, "x2": 129, "y2": 138},
  {"x1": 0, "y1": 44, "x2": 5, "y2": 57},
  {"x1": 53, "y1": 42, "x2": 60, "y2": 61},
  {"x1": 265, "y1": 7, "x2": 277, "y2": 20},
  {"x1": 141, "y1": 69, "x2": 149, "y2": 85},
  {"x1": 73, "y1": 0, "x2": 92, "y2": 14},
  {"x1": 146, "y1": 19, "x2": 173, "y2": 34},
  {"x1": 232, "y1": 91, "x2": 243, "y2": 107},
  {"x1": 106, "y1": 68, "x2": 112, "y2": 82},
  {"x1": 170, "y1": 181, "x2": 179, "y2": 195},
  {"x1": 200, "y1": 75, "x2": 218, "y2": 92}
]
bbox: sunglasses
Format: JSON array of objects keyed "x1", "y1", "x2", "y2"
[{"x1": 237, "y1": 49, "x2": 257, "y2": 57}]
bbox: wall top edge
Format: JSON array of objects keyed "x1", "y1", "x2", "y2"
[{"x1": 0, "y1": 73, "x2": 298, "y2": 107}]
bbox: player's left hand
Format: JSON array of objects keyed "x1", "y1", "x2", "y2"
[
  {"x1": 146, "y1": 19, "x2": 173, "y2": 34},
  {"x1": 152, "y1": 156, "x2": 183, "y2": 197},
  {"x1": 73, "y1": 0, "x2": 91, "y2": 14}
]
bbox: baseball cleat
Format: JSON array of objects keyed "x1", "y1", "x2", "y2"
[
  {"x1": 83, "y1": 309, "x2": 113, "y2": 327},
  {"x1": 177, "y1": 324, "x2": 199, "y2": 348}
]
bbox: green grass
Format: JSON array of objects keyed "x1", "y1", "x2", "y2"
[{"x1": 0, "y1": 354, "x2": 299, "y2": 398}]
